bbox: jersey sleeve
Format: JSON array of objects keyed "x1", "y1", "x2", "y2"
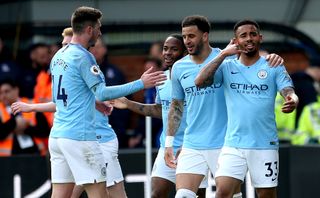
[
  {"x1": 79, "y1": 54, "x2": 104, "y2": 89},
  {"x1": 275, "y1": 65, "x2": 294, "y2": 91},
  {"x1": 171, "y1": 63, "x2": 185, "y2": 100},
  {"x1": 93, "y1": 79, "x2": 144, "y2": 101}
]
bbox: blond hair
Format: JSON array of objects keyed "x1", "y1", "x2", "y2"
[{"x1": 62, "y1": 27, "x2": 73, "y2": 37}]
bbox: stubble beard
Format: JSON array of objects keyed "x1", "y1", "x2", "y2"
[{"x1": 189, "y1": 42, "x2": 203, "y2": 56}]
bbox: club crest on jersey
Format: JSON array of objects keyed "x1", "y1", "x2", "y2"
[
  {"x1": 90, "y1": 65, "x2": 100, "y2": 75},
  {"x1": 257, "y1": 69, "x2": 268, "y2": 79}
]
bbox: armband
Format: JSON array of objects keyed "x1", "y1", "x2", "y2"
[
  {"x1": 165, "y1": 136, "x2": 174, "y2": 147},
  {"x1": 290, "y1": 93, "x2": 299, "y2": 103}
]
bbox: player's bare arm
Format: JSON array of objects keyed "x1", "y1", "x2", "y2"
[
  {"x1": 280, "y1": 87, "x2": 299, "y2": 113},
  {"x1": 194, "y1": 50, "x2": 230, "y2": 88},
  {"x1": 195, "y1": 40, "x2": 240, "y2": 88},
  {"x1": 164, "y1": 99, "x2": 184, "y2": 168},
  {"x1": 167, "y1": 99, "x2": 184, "y2": 137},
  {"x1": 11, "y1": 101, "x2": 56, "y2": 115},
  {"x1": 112, "y1": 97, "x2": 162, "y2": 119}
]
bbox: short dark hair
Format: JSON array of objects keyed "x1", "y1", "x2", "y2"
[
  {"x1": 233, "y1": 19, "x2": 260, "y2": 34},
  {"x1": 71, "y1": 6, "x2": 102, "y2": 34},
  {"x1": 167, "y1": 34, "x2": 186, "y2": 51},
  {"x1": 181, "y1": 15, "x2": 211, "y2": 33}
]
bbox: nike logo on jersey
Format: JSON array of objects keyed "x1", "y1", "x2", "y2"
[
  {"x1": 231, "y1": 71, "x2": 239, "y2": 74},
  {"x1": 182, "y1": 74, "x2": 191, "y2": 79}
]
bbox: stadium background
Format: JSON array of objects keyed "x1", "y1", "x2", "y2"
[{"x1": 1, "y1": 0, "x2": 320, "y2": 197}]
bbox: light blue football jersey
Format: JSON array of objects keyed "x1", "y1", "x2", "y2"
[
  {"x1": 50, "y1": 44, "x2": 104, "y2": 141},
  {"x1": 156, "y1": 70, "x2": 185, "y2": 152},
  {"x1": 215, "y1": 57, "x2": 293, "y2": 149},
  {"x1": 95, "y1": 111, "x2": 116, "y2": 143},
  {"x1": 95, "y1": 71, "x2": 116, "y2": 143},
  {"x1": 171, "y1": 48, "x2": 227, "y2": 149}
]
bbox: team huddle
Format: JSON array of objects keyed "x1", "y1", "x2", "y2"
[{"x1": 10, "y1": 6, "x2": 298, "y2": 198}]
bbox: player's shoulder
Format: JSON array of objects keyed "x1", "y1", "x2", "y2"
[
  {"x1": 171, "y1": 55, "x2": 190, "y2": 72},
  {"x1": 258, "y1": 56, "x2": 285, "y2": 71},
  {"x1": 174, "y1": 54, "x2": 190, "y2": 65},
  {"x1": 64, "y1": 44, "x2": 92, "y2": 58},
  {"x1": 211, "y1": 47, "x2": 222, "y2": 56}
]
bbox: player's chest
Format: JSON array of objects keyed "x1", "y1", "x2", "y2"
[
  {"x1": 179, "y1": 68, "x2": 200, "y2": 88},
  {"x1": 226, "y1": 66, "x2": 274, "y2": 84}
]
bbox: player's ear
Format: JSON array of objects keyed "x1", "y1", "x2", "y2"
[
  {"x1": 85, "y1": 25, "x2": 93, "y2": 35},
  {"x1": 232, "y1": 37, "x2": 239, "y2": 45},
  {"x1": 202, "y1": 32, "x2": 209, "y2": 42}
]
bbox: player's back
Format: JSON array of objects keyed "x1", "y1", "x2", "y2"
[{"x1": 50, "y1": 44, "x2": 104, "y2": 141}]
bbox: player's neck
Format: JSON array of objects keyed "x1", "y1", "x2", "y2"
[
  {"x1": 70, "y1": 36, "x2": 90, "y2": 50},
  {"x1": 190, "y1": 45, "x2": 212, "y2": 64},
  {"x1": 239, "y1": 53, "x2": 260, "y2": 66}
]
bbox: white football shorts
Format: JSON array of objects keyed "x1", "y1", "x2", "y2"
[
  {"x1": 99, "y1": 138, "x2": 124, "y2": 187},
  {"x1": 49, "y1": 137, "x2": 106, "y2": 185},
  {"x1": 215, "y1": 146, "x2": 279, "y2": 188},
  {"x1": 151, "y1": 147, "x2": 177, "y2": 183},
  {"x1": 176, "y1": 148, "x2": 221, "y2": 188},
  {"x1": 152, "y1": 147, "x2": 208, "y2": 188}
]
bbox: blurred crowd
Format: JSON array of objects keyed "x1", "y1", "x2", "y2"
[
  {"x1": 0, "y1": 33, "x2": 320, "y2": 157},
  {"x1": 274, "y1": 48, "x2": 320, "y2": 145}
]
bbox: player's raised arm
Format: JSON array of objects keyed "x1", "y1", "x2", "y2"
[
  {"x1": 112, "y1": 97, "x2": 162, "y2": 119},
  {"x1": 164, "y1": 99, "x2": 184, "y2": 168},
  {"x1": 280, "y1": 87, "x2": 299, "y2": 113},
  {"x1": 195, "y1": 40, "x2": 241, "y2": 88},
  {"x1": 92, "y1": 67, "x2": 167, "y2": 101}
]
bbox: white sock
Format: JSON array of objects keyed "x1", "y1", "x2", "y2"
[{"x1": 175, "y1": 188, "x2": 197, "y2": 198}]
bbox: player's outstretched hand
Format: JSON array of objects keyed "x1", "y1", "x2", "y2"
[
  {"x1": 140, "y1": 67, "x2": 167, "y2": 89},
  {"x1": 164, "y1": 147, "x2": 177, "y2": 169},
  {"x1": 266, "y1": 53, "x2": 284, "y2": 67},
  {"x1": 110, "y1": 97, "x2": 128, "y2": 109},
  {"x1": 11, "y1": 102, "x2": 32, "y2": 115},
  {"x1": 95, "y1": 100, "x2": 113, "y2": 116},
  {"x1": 282, "y1": 94, "x2": 298, "y2": 113}
]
